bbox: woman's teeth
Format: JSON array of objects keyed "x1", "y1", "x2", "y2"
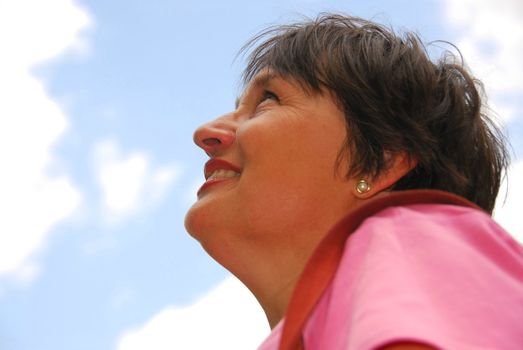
[{"x1": 208, "y1": 169, "x2": 240, "y2": 180}]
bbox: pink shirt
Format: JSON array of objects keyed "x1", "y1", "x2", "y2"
[{"x1": 258, "y1": 203, "x2": 523, "y2": 350}]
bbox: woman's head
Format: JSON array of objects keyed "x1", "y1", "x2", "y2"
[
  {"x1": 241, "y1": 14, "x2": 509, "y2": 214},
  {"x1": 185, "y1": 13, "x2": 510, "y2": 325}
]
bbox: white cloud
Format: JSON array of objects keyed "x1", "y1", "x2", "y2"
[
  {"x1": 443, "y1": 0, "x2": 523, "y2": 122},
  {"x1": 93, "y1": 140, "x2": 181, "y2": 223},
  {"x1": 494, "y1": 160, "x2": 523, "y2": 243},
  {"x1": 0, "y1": 0, "x2": 90, "y2": 282},
  {"x1": 0, "y1": 0, "x2": 91, "y2": 68},
  {"x1": 117, "y1": 276, "x2": 269, "y2": 350}
]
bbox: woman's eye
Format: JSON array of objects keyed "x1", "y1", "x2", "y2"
[
  {"x1": 259, "y1": 90, "x2": 279, "y2": 104},
  {"x1": 251, "y1": 89, "x2": 279, "y2": 118}
]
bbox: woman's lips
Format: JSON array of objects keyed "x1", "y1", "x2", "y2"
[
  {"x1": 203, "y1": 158, "x2": 242, "y2": 179},
  {"x1": 197, "y1": 177, "x2": 237, "y2": 197},
  {"x1": 197, "y1": 158, "x2": 241, "y2": 197}
]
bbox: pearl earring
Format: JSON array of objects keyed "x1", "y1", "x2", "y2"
[{"x1": 356, "y1": 179, "x2": 371, "y2": 194}]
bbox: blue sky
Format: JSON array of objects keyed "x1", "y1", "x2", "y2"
[{"x1": 0, "y1": 0, "x2": 521, "y2": 349}]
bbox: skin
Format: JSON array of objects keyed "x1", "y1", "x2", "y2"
[{"x1": 185, "y1": 70, "x2": 415, "y2": 329}]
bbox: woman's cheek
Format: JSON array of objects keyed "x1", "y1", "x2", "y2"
[{"x1": 235, "y1": 120, "x2": 273, "y2": 157}]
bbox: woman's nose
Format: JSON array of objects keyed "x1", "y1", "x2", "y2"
[{"x1": 193, "y1": 115, "x2": 237, "y2": 156}]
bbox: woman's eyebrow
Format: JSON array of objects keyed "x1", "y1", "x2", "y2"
[{"x1": 235, "y1": 72, "x2": 278, "y2": 109}]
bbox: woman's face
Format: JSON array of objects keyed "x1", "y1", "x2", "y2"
[{"x1": 185, "y1": 71, "x2": 361, "y2": 263}]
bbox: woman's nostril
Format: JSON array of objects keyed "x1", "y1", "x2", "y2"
[{"x1": 202, "y1": 137, "x2": 221, "y2": 146}]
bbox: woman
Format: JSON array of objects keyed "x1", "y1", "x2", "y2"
[{"x1": 185, "y1": 14, "x2": 523, "y2": 350}]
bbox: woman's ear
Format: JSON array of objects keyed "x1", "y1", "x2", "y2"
[{"x1": 353, "y1": 152, "x2": 417, "y2": 199}]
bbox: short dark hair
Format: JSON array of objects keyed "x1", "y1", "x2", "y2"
[{"x1": 240, "y1": 13, "x2": 509, "y2": 214}]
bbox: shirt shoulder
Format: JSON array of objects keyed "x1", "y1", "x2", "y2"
[
  {"x1": 304, "y1": 204, "x2": 523, "y2": 350},
  {"x1": 363, "y1": 204, "x2": 523, "y2": 280}
]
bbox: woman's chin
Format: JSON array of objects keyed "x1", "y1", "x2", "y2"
[
  {"x1": 184, "y1": 201, "x2": 203, "y2": 239},
  {"x1": 184, "y1": 199, "x2": 222, "y2": 242}
]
